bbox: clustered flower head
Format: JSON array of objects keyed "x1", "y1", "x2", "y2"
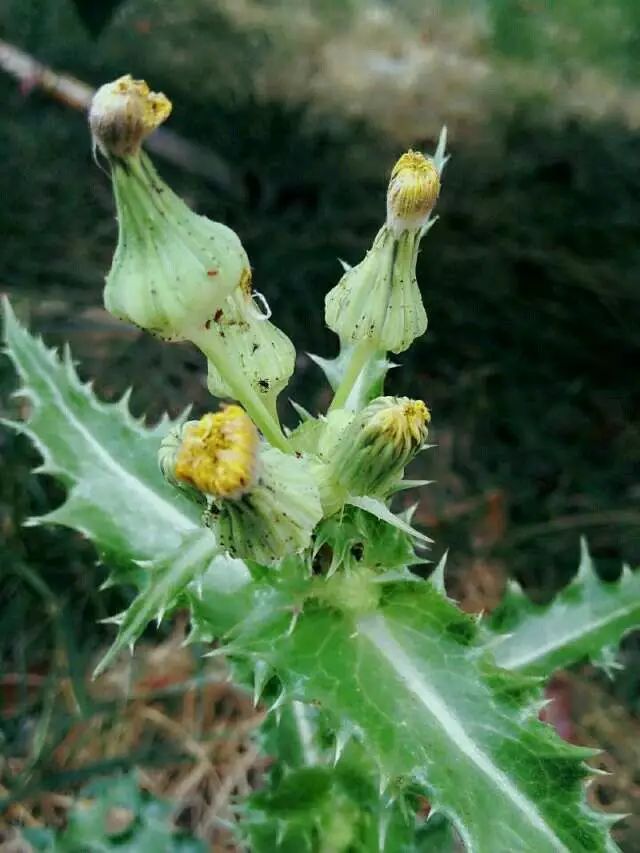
[
  {"x1": 93, "y1": 75, "x2": 444, "y2": 571},
  {"x1": 173, "y1": 406, "x2": 259, "y2": 500}
]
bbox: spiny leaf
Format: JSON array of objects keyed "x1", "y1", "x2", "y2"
[
  {"x1": 2, "y1": 302, "x2": 254, "y2": 667},
  {"x1": 390, "y1": 478, "x2": 435, "y2": 494},
  {"x1": 245, "y1": 581, "x2": 617, "y2": 852},
  {"x1": 431, "y1": 126, "x2": 450, "y2": 177},
  {"x1": 345, "y1": 352, "x2": 396, "y2": 412},
  {"x1": 347, "y1": 495, "x2": 432, "y2": 545},
  {"x1": 308, "y1": 342, "x2": 392, "y2": 410},
  {"x1": 428, "y1": 551, "x2": 449, "y2": 595},
  {"x1": 2, "y1": 299, "x2": 200, "y2": 565},
  {"x1": 307, "y1": 345, "x2": 353, "y2": 393},
  {"x1": 487, "y1": 541, "x2": 640, "y2": 677},
  {"x1": 185, "y1": 555, "x2": 269, "y2": 644},
  {"x1": 313, "y1": 505, "x2": 424, "y2": 578},
  {"x1": 244, "y1": 702, "x2": 421, "y2": 852},
  {"x1": 93, "y1": 531, "x2": 220, "y2": 678}
]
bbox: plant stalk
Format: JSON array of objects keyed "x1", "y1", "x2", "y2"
[
  {"x1": 329, "y1": 338, "x2": 377, "y2": 412},
  {"x1": 191, "y1": 328, "x2": 289, "y2": 451}
]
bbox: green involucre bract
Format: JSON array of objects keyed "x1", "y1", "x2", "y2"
[{"x1": 106, "y1": 151, "x2": 250, "y2": 342}]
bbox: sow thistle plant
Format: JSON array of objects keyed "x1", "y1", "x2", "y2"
[{"x1": 4, "y1": 74, "x2": 640, "y2": 852}]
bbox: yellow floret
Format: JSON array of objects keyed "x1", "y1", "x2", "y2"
[
  {"x1": 387, "y1": 150, "x2": 440, "y2": 233},
  {"x1": 369, "y1": 398, "x2": 430, "y2": 453},
  {"x1": 174, "y1": 406, "x2": 259, "y2": 500}
]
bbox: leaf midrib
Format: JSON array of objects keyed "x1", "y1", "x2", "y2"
[
  {"x1": 493, "y1": 595, "x2": 640, "y2": 671},
  {"x1": 357, "y1": 612, "x2": 570, "y2": 853}
]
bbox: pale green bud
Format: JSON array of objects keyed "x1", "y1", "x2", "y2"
[
  {"x1": 160, "y1": 408, "x2": 322, "y2": 564},
  {"x1": 204, "y1": 286, "x2": 295, "y2": 416},
  {"x1": 93, "y1": 76, "x2": 250, "y2": 342},
  {"x1": 325, "y1": 150, "x2": 440, "y2": 354},
  {"x1": 105, "y1": 151, "x2": 250, "y2": 341},
  {"x1": 325, "y1": 227, "x2": 425, "y2": 354},
  {"x1": 316, "y1": 396, "x2": 430, "y2": 512}
]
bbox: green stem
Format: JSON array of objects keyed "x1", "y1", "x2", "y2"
[
  {"x1": 191, "y1": 328, "x2": 289, "y2": 452},
  {"x1": 115, "y1": 155, "x2": 288, "y2": 451},
  {"x1": 329, "y1": 338, "x2": 377, "y2": 412}
]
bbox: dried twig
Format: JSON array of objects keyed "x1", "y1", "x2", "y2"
[{"x1": 204, "y1": 742, "x2": 262, "y2": 836}]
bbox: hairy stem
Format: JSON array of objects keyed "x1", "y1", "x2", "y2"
[{"x1": 191, "y1": 328, "x2": 288, "y2": 451}]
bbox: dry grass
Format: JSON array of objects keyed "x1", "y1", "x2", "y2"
[{"x1": 0, "y1": 620, "x2": 267, "y2": 850}]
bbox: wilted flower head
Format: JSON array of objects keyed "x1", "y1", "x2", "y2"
[{"x1": 89, "y1": 74, "x2": 171, "y2": 158}]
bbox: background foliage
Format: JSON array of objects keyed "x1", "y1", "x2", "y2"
[{"x1": 0, "y1": 0, "x2": 639, "y2": 848}]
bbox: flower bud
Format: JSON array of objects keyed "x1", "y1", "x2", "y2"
[
  {"x1": 325, "y1": 149, "x2": 441, "y2": 354},
  {"x1": 89, "y1": 74, "x2": 171, "y2": 158},
  {"x1": 160, "y1": 407, "x2": 322, "y2": 563},
  {"x1": 204, "y1": 284, "x2": 295, "y2": 416},
  {"x1": 386, "y1": 150, "x2": 439, "y2": 235},
  {"x1": 325, "y1": 226, "x2": 425, "y2": 354},
  {"x1": 316, "y1": 396, "x2": 430, "y2": 511},
  {"x1": 104, "y1": 150, "x2": 250, "y2": 341},
  {"x1": 92, "y1": 76, "x2": 250, "y2": 342}
]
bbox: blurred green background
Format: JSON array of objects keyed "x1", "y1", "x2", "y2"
[{"x1": 1, "y1": 0, "x2": 639, "y2": 849}]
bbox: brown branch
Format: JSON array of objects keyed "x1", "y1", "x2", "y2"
[{"x1": 0, "y1": 38, "x2": 240, "y2": 196}]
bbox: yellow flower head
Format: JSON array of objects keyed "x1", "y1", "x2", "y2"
[
  {"x1": 160, "y1": 411, "x2": 322, "y2": 562},
  {"x1": 367, "y1": 397, "x2": 431, "y2": 455},
  {"x1": 387, "y1": 150, "x2": 440, "y2": 235},
  {"x1": 90, "y1": 74, "x2": 172, "y2": 158},
  {"x1": 317, "y1": 396, "x2": 431, "y2": 509},
  {"x1": 174, "y1": 406, "x2": 259, "y2": 500}
]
